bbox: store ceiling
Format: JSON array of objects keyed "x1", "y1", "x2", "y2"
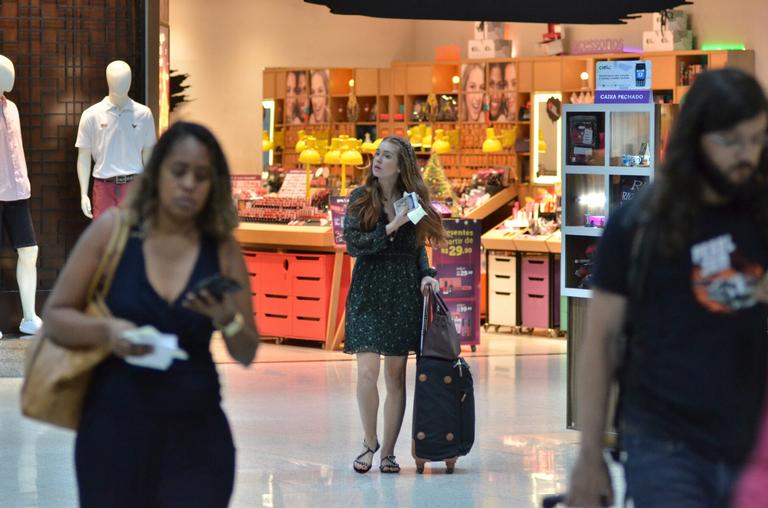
[{"x1": 305, "y1": 0, "x2": 692, "y2": 24}]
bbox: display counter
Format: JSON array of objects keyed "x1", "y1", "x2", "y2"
[
  {"x1": 481, "y1": 223, "x2": 562, "y2": 336},
  {"x1": 235, "y1": 223, "x2": 334, "y2": 249},
  {"x1": 235, "y1": 223, "x2": 350, "y2": 350}
]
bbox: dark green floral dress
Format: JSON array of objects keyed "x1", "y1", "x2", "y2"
[{"x1": 344, "y1": 187, "x2": 437, "y2": 356}]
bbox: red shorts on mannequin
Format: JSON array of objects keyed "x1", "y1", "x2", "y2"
[{"x1": 92, "y1": 179, "x2": 135, "y2": 219}]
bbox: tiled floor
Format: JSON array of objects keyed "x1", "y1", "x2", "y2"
[{"x1": 0, "y1": 334, "x2": 605, "y2": 508}]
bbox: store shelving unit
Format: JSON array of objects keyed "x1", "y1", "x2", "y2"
[{"x1": 560, "y1": 102, "x2": 659, "y2": 299}]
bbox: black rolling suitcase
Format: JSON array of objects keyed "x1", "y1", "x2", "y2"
[{"x1": 412, "y1": 293, "x2": 475, "y2": 474}]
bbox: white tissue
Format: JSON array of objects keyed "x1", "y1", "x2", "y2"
[{"x1": 122, "y1": 326, "x2": 189, "y2": 371}]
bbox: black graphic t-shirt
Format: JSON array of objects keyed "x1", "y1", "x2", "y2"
[{"x1": 593, "y1": 199, "x2": 768, "y2": 465}]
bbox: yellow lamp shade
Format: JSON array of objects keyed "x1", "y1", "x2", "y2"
[
  {"x1": 324, "y1": 138, "x2": 342, "y2": 164},
  {"x1": 295, "y1": 129, "x2": 307, "y2": 153},
  {"x1": 341, "y1": 149, "x2": 363, "y2": 166},
  {"x1": 299, "y1": 138, "x2": 322, "y2": 164},
  {"x1": 299, "y1": 148, "x2": 322, "y2": 165},
  {"x1": 361, "y1": 133, "x2": 376, "y2": 154},
  {"x1": 482, "y1": 127, "x2": 502, "y2": 153},
  {"x1": 262, "y1": 131, "x2": 273, "y2": 151}
]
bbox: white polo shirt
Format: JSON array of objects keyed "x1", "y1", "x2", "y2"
[{"x1": 75, "y1": 97, "x2": 156, "y2": 179}]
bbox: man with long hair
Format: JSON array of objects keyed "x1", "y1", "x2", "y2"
[{"x1": 567, "y1": 68, "x2": 768, "y2": 507}]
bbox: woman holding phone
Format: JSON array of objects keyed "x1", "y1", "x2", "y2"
[
  {"x1": 343, "y1": 136, "x2": 446, "y2": 474},
  {"x1": 42, "y1": 121, "x2": 260, "y2": 507}
]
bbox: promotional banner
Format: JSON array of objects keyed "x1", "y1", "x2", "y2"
[
  {"x1": 432, "y1": 219, "x2": 482, "y2": 347},
  {"x1": 595, "y1": 60, "x2": 652, "y2": 104},
  {"x1": 329, "y1": 196, "x2": 349, "y2": 247}
]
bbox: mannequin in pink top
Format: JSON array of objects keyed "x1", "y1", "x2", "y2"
[{"x1": 0, "y1": 54, "x2": 42, "y2": 338}]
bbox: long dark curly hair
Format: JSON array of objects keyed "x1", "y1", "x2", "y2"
[
  {"x1": 649, "y1": 68, "x2": 768, "y2": 256},
  {"x1": 348, "y1": 136, "x2": 446, "y2": 247},
  {"x1": 124, "y1": 121, "x2": 239, "y2": 240}
]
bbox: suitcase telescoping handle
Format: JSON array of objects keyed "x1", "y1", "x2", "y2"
[{"x1": 419, "y1": 293, "x2": 429, "y2": 356}]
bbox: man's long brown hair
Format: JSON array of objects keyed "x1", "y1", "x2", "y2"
[
  {"x1": 648, "y1": 68, "x2": 768, "y2": 256},
  {"x1": 348, "y1": 136, "x2": 446, "y2": 247}
]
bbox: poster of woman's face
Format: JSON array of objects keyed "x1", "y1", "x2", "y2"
[
  {"x1": 461, "y1": 63, "x2": 485, "y2": 122},
  {"x1": 487, "y1": 63, "x2": 517, "y2": 122},
  {"x1": 309, "y1": 69, "x2": 330, "y2": 124},
  {"x1": 285, "y1": 70, "x2": 308, "y2": 124},
  {"x1": 503, "y1": 63, "x2": 518, "y2": 122}
]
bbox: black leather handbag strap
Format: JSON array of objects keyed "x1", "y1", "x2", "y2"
[{"x1": 430, "y1": 288, "x2": 450, "y2": 315}]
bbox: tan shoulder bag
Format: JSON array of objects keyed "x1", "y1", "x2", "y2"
[{"x1": 20, "y1": 209, "x2": 132, "y2": 430}]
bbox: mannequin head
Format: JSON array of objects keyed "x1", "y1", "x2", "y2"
[
  {"x1": 0, "y1": 55, "x2": 15, "y2": 95},
  {"x1": 106, "y1": 60, "x2": 131, "y2": 103}
]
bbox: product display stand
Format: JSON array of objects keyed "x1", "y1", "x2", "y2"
[
  {"x1": 235, "y1": 224, "x2": 350, "y2": 350},
  {"x1": 561, "y1": 102, "x2": 660, "y2": 428}
]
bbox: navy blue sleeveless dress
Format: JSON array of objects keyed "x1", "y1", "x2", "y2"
[{"x1": 75, "y1": 229, "x2": 235, "y2": 508}]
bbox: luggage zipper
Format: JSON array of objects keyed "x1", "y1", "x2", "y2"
[{"x1": 456, "y1": 359, "x2": 467, "y2": 402}]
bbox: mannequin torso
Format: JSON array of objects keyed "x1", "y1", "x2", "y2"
[
  {"x1": 76, "y1": 60, "x2": 156, "y2": 218},
  {"x1": 0, "y1": 54, "x2": 41, "y2": 336},
  {"x1": 0, "y1": 55, "x2": 30, "y2": 202}
]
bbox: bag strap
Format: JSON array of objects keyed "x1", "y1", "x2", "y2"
[
  {"x1": 85, "y1": 209, "x2": 132, "y2": 304},
  {"x1": 430, "y1": 287, "x2": 450, "y2": 315}
]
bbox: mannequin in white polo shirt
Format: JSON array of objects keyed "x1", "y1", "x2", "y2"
[
  {"x1": 76, "y1": 60, "x2": 156, "y2": 219},
  {"x1": 0, "y1": 54, "x2": 42, "y2": 337}
]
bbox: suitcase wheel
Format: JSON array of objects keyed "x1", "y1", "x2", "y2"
[
  {"x1": 445, "y1": 457, "x2": 457, "y2": 474},
  {"x1": 415, "y1": 458, "x2": 426, "y2": 474}
]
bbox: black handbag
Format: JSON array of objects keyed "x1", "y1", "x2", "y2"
[{"x1": 420, "y1": 288, "x2": 462, "y2": 360}]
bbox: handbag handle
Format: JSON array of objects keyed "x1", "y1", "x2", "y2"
[
  {"x1": 429, "y1": 287, "x2": 450, "y2": 316},
  {"x1": 85, "y1": 209, "x2": 132, "y2": 304}
]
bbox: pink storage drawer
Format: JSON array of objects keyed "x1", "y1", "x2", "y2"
[
  {"x1": 521, "y1": 293, "x2": 549, "y2": 329},
  {"x1": 521, "y1": 255, "x2": 549, "y2": 278}
]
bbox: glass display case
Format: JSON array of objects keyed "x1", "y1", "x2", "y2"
[{"x1": 561, "y1": 103, "x2": 659, "y2": 297}]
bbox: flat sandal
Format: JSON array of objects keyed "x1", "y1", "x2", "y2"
[
  {"x1": 353, "y1": 440, "x2": 380, "y2": 474},
  {"x1": 379, "y1": 455, "x2": 400, "y2": 474}
]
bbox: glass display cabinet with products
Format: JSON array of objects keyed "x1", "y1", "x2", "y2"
[{"x1": 560, "y1": 103, "x2": 659, "y2": 298}]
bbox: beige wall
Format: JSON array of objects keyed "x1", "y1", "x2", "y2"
[
  {"x1": 411, "y1": 0, "x2": 768, "y2": 85},
  {"x1": 170, "y1": 0, "x2": 416, "y2": 173},
  {"x1": 171, "y1": 0, "x2": 767, "y2": 173}
]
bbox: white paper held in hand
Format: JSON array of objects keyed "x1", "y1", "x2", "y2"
[
  {"x1": 393, "y1": 191, "x2": 426, "y2": 224},
  {"x1": 122, "y1": 326, "x2": 189, "y2": 371}
]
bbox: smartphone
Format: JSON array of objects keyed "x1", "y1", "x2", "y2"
[
  {"x1": 635, "y1": 63, "x2": 647, "y2": 87},
  {"x1": 190, "y1": 274, "x2": 242, "y2": 300}
]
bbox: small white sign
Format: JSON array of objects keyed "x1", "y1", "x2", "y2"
[{"x1": 596, "y1": 60, "x2": 652, "y2": 91}]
